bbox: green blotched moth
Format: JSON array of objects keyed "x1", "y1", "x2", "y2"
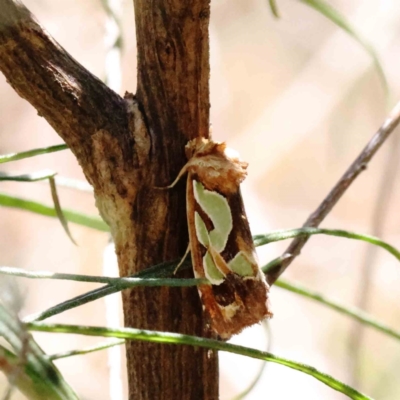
[{"x1": 164, "y1": 138, "x2": 272, "y2": 339}]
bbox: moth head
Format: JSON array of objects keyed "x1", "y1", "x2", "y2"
[
  {"x1": 186, "y1": 138, "x2": 248, "y2": 195},
  {"x1": 185, "y1": 137, "x2": 217, "y2": 159}
]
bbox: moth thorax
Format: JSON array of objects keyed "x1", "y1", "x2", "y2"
[{"x1": 189, "y1": 159, "x2": 247, "y2": 195}]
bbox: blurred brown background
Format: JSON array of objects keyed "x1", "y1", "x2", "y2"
[{"x1": 1, "y1": 0, "x2": 399, "y2": 399}]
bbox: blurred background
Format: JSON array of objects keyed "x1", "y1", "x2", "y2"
[{"x1": 1, "y1": 0, "x2": 400, "y2": 399}]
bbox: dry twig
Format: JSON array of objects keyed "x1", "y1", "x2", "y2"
[{"x1": 266, "y1": 101, "x2": 400, "y2": 285}]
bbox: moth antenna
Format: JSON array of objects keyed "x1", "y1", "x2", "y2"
[
  {"x1": 174, "y1": 243, "x2": 191, "y2": 275},
  {"x1": 154, "y1": 162, "x2": 190, "y2": 190}
]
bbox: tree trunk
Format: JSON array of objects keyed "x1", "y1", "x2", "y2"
[
  {"x1": 0, "y1": 0, "x2": 218, "y2": 399},
  {"x1": 124, "y1": 1, "x2": 217, "y2": 398}
]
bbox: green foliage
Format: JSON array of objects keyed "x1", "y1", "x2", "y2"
[
  {"x1": 0, "y1": 3, "x2": 393, "y2": 396},
  {"x1": 0, "y1": 193, "x2": 108, "y2": 232},
  {"x1": 27, "y1": 322, "x2": 372, "y2": 400},
  {"x1": 1, "y1": 138, "x2": 399, "y2": 398},
  {"x1": 268, "y1": 0, "x2": 280, "y2": 18},
  {"x1": 299, "y1": 0, "x2": 388, "y2": 97},
  {"x1": 0, "y1": 144, "x2": 67, "y2": 164},
  {"x1": 254, "y1": 227, "x2": 400, "y2": 262},
  {"x1": 0, "y1": 303, "x2": 78, "y2": 400}
]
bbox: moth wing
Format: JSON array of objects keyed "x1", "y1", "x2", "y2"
[{"x1": 186, "y1": 175, "x2": 272, "y2": 339}]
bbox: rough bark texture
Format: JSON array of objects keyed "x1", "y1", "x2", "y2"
[
  {"x1": 0, "y1": 0, "x2": 218, "y2": 399},
  {"x1": 124, "y1": 1, "x2": 217, "y2": 399}
]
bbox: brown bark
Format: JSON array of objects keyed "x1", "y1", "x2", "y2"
[
  {"x1": 125, "y1": 1, "x2": 217, "y2": 399},
  {"x1": 0, "y1": 0, "x2": 217, "y2": 399}
]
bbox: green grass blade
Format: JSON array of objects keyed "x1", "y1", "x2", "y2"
[
  {"x1": 0, "y1": 144, "x2": 68, "y2": 164},
  {"x1": 268, "y1": 0, "x2": 280, "y2": 18},
  {"x1": 0, "y1": 173, "x2": 81, "y2": 244},
  {"x1": 22, "y1": 260, "x2": 192, "y2": 322},
  {"x1": 0, "y1": 171, "x2": 93, "y2": 193},
  {"x1": 27, "y1": 322, "x2": 373, "y2": 400},
  {"x1": 0, "y1": 192, "x2": 109, "y2": 232},
  {"x1": 253, "y1": 227, "x2": 400, "y2": 262},
  {"x1": 0, "y1": 171, "x2": 93, "y2": 195},
  {"x1": 274, "y1": 278, "x2": 400, "y2": 342},
  {"x1": 24, "y1": 285, "x2": 118, "y2": 323},
  {"x1": 0, "y1": 170, "x2": 57, "y2": 182},
  {"x1": 48, "y1": 176, "x2": 77, "y2": 245},
  {"x1": 299, "y1": 0, "x2": 388, "y2": 97},
  {"x1": 0, "y1": 266, "x2": 206, "y2": 287},
  {"x1": 18, "y1": 253, "x2": 400, "y2": 346},
  {"x1": 0, "y1": 304, "x2": 78, "y2": 400},
  {"x1": 48, "y1": 339, "x2": 125, "y2": 361},
  {"x1": 259, "y1": 255, "x2": 293, "y2": 274},
  {"x1": 0, "y1": 345, "x2": 77, "y2": 400}
]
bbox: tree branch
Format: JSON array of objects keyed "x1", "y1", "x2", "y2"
[
  {"x1": 0, "y1": 1, "x2": 215, "y2": 399},
  {"x1": 124, "y1": 2, "x2": 216, "y2": 399},
  {"x1": 0, "y1": 0, "x2": 139, "y2": 192},
  {"x1": 266, "y1": 101, "x2": 400, "y2": 285}
]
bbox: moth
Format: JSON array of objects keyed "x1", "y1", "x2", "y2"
[{"x1": 164, "y1": 138, "x2": 272, "y2": 339}]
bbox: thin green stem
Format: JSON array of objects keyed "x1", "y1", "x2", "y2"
[
  {"x1": 0, "y1": 266, "x2": 206, "y2": 287},
  {"x1": 48, "y1": 339, "x2": 125, "y2": 361},
  {"x1": 268, "y1": 0, "x2": 280, "y2": 18},
  {"x1": 0, "y1": 172, "x2": 82, "y2": 243},
  {"x1": 0, "y1": 171, "x2": 93, "y2": 193},
  {"x1": 0, "y1": 304, "x2": 78, "y2": 400},
  {"x1": 22, "y1": 260, "x2": 191, "y2": 322},
  {"x1": 299, "y1": 0, "x2": 389, "y2": 99},
  {"x1": 254, "y1": 227, "x2": 400, "y2": 262},
  {"x1": 19, "y1": 258, "x2": 400, "y2": 347},
  {"x1": 0, "y1": 170, "x2": 56, "y2": 182},
  {"x1": 261, "y1": 255, "x2": 293, "y2": 274},
  {"x1": 0, "y1": 193, "x2": 109, "y2": 232},
  {"x1": 26, "y1": 323, "x2": 372, "y2": 400},
  {"x1": 48, "y1": 176, "x2": 76, "y2": 245},
  {"x1": 275, "y1": 278, "x2": 400, "y2": 341},
  {"x1": 24, "y1": 285, "x2": 117, "y2": 323},
  {"x1": 0, "y1": 144, "x2": 68, "y2": 164}
]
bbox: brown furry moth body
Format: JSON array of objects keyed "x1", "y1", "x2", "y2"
[{"x1": 165, "y1": 138, "x2": 272, "y2": 339}]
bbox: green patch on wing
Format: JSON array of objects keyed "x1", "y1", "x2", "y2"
[
  {"x1": 228, "y1": 252, "x2": 255, "y2": 277},
  {"x1": 193, "y1": 180, "x2": 232, "y2": 252},
  {"x1": 194, "y1": 211, "x2": 210, "y2": 247},
  {"x1": 203, "y1": 252, "x2": 225, "y2": 284},
  {"x1": 193, "y1": 180, "x2": 256, "y2": 280}
]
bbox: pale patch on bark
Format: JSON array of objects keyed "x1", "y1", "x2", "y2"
[{"x1": 125, "y1": 93, "x2": 151, "y2": 168}]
